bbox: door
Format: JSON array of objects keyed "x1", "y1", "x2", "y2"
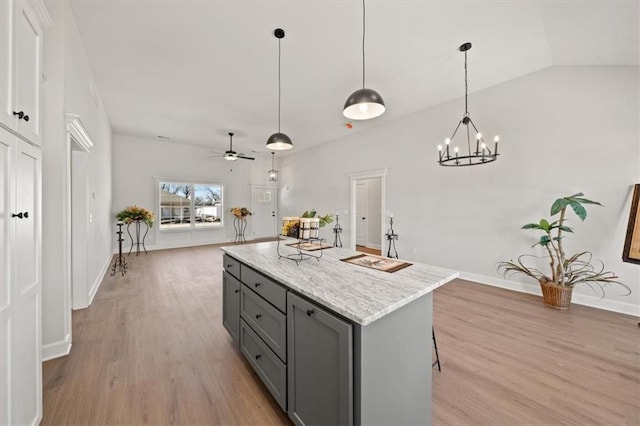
[
  {"x1": 251, "y1": 185, "x2": 277, "y2": 238},
  {"x1": 0, "y1": 131, "x2": 42, "y2": 425},
  {"x1": 355, "y1": 182, "x2": 367, "y2": 246}
]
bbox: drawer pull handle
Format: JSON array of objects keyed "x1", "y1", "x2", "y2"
[
  {"x1": 255, "y1": 314, "x2": 262, "y2": 320},
  {"x1": 306, "y1": 309, "x2": 314, "y2": 316},
  {"x1": 234, "y1": 289, "x2": 240, "y2": 294},
  {"x1": 254, "y1": 282, "x2": 261, "y2": 288},
  {"x1": 255, "y1": 354, "x2": 261, "y2": 360}
]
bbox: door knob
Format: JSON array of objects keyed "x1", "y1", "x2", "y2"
[
  {"x1": 362, "y1": 217, "x2": 366, "y2": 220},
  {"x1": 12, "y1": 212, "x2": 28, "y2": 219},
  {"x1": 306, "y1": 309, "x2": 314, "y2": 316}
]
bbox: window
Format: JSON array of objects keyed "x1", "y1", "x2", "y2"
[{"x1": 159, "y1": 182, "x2": 223, "y2": 230}]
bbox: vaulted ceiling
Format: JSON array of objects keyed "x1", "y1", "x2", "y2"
[{"x1": 69, "y1": 1, "x2": 638, "y2": 156}]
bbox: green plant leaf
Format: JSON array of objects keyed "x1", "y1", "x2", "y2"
[
  {"x1": 521, "y1": 223, "x2": 543, "y2": 230},
  {"x1": 533, "y1": 235, "x2": 551, "y2": 247},
  {"x1": 550, "y1": 198, "x2": 570, "y2": 216},
  {"x1": 568, "y1": 201, "x2": 587, "y2": 221},
  {"x1": 573, "y1": 197, "x2": 602, "y2": 206},
  {"x1": 539, "y1": 219, "x2": 551, "y2": 231},
  {"x1": 559, "y1": 226, "x2": 573, "y2": 233}
]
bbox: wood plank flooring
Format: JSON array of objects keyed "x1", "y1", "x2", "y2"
[{"x1": 42, "y1": 244, "x2": 640, "y2": 425}]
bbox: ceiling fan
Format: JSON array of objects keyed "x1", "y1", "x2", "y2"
[{"x1": 209, "y1": 132, "x2": 255, "y2": 161}]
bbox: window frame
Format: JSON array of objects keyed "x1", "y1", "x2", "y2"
[{"x1": 156, "y1": 179, "x2": 224, "y2": 232}]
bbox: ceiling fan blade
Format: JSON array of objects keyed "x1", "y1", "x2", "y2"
[{"x1": 237, "y1": 154, "x2": 255, "y2": 161}]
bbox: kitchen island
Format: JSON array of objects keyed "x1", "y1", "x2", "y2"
[{"x1": 221, "y1": 240, "x2": 458, "y2": 426}]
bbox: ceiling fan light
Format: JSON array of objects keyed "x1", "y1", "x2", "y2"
[
  {"x1": 224, "y1": 152, "x2": 238, "y2": 161},
  {"x1": 266, "y1": 132, "x2": 293, "y2": 150},
  {"x1": 343, "y1": 88, "x2": 386, "y2": 120}
]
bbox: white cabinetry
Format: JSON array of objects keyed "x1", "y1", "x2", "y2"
[
  {"x1": 0, "y1": 0, "x2": 51, "y2": 146},
  {"x1": 0, "y1": 0, "x2": 47, "y2": 423},
  {"x1": 0, "y1": 126, "x2": 42, "y2": 425}
]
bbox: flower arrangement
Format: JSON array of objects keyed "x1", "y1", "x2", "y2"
[
  {"x1": 230, "y1": 207, "x2": 252, "y2": 218},
  {"x1": 116, "y1": 205, "x2": 155, "y2": 227}
]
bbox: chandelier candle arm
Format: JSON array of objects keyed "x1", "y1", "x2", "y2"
[{"x1": 437, "y1": 42, "x2": 500, "y2": 167}]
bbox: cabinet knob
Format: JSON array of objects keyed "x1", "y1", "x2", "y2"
[
  {"x1": 306, "y1": 309, "x2": 314, "y2": 316},
  {"x1": 254, "y1": 282, "x2": 261, "y2": 288},
  {"x1": 12, "y1": 111, "x2": 29, "y2": 121},
  {"x1": 255, "y1": 314, "x2": 262, "y2": 320},
  {"x1": 226, "y1": 264, "x2": 233, "y2": 268},
  {"x1": 255, "y1": 354, "x2": 261, "y2": 360},
  {"x1": 234, "y1": 289, "x2": 240, "y2": 294}
]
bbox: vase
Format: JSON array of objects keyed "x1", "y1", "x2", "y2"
[{"x1": 539, "y1": 280, "x2": 573, "y2": 310}]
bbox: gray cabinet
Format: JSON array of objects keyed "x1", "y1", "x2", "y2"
[
  {"x1": 222, "y1": 271, "x2": 241, "y2": 342},
  {"x1": 287, "y1": 292, "x2": 353, "y2": 426}
]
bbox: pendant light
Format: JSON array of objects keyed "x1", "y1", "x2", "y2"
[
  {"x1": 267, "y1": 152, "x2": 279, "y2": 181},
  {"x1": 437, "y1": 42, "x2": 500, "y2": 167},
  {"x1": 266, "y1": 28, "x2": 293, "y2": 150},
  {"x1": 343, "y1": 0, "x2": 385, "y2": 120}
]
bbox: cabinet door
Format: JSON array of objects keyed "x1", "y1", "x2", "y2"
[
  {"x1": 222, "y1": 271, "x2": 240, "y2": 342},
  {"x1": 0, "y1": 131, "x2": 42, "y2": 425},
  {"x1": 287, "y1": 292, "x2": 353, "y2": 426},
  {"x1": 14, "y1": 0, "x2": 42, "y2": 145},
  {"x1": 0, "y1": 0, "x2": 44, "y2": 146}
]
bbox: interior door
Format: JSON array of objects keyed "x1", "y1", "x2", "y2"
[
  {"x1": 355, "y1": 182, "x2": 367, "y2": 246},
  {"x1": 251, "y1": 186, "x2": 277, "y2": 238}
]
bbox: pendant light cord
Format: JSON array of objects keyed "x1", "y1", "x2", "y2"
[
  {"x1": 278, "y1": 37, "x2": 282, "y2": 133},
  {"x1": 361, "y1": 0, "x2": 366, "y2": 89},
  {"x1": 464, "y1": 49, "x2": 468, "y2": 115}
]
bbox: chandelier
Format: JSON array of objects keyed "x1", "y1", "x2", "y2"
[{"x1": 438, "y1": 42, "x2": 499, "y2": 167}]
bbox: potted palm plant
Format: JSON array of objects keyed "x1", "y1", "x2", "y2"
[{"x1": 497, "y1": 193, "x2": 630, "y2": 309}]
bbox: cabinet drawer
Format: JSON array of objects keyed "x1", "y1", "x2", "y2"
[
  {"x1": 223, "y1": 254, "x2": 241, "y2": 279},
  {"x1": 240, "y1": 319, "x2": 287, "y2": 411},
  {"x1": 241, "y1": 264, "x2": 286, "y2": 313},
  {"x1": 241, "y1": 284, "x2": 287, "y2": 362}
]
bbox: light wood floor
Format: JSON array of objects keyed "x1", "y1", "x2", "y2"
[
  {"x1": 355, "y1": 245, "x2": 381, "y2": 256},
  {"x1": 42, "y1": 244, "x2": 640, "y2": 425}
]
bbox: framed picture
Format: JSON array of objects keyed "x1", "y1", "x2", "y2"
[{"x1": 623, "y1": 184, "x2": 640, "y2": 264}]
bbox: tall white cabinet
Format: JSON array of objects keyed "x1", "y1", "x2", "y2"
[{"x1": 0, "y1": 1, "x2": 49, "y2": 424}]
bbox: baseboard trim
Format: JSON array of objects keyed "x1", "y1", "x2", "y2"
[
  {"x1": 87, "y1": 254, "x2": 112, "y2": 306},
  {"x1": 112, "y1": 237, "x2": 262, "y2": 254},
  {"x1": 460, "y1": 272, "x2": 640, "y2": 317},
  {"x1": 42, "y1": 334, "x2": 71, "y2": 361}
]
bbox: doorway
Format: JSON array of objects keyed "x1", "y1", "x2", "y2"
[
  {"x1": 349, "y1": 169, "x2": 386, "y2": 255},
  {"x1": 250, "y1": 185, "x2": 278, "y2": 239}
]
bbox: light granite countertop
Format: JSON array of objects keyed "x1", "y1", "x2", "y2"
[{"x1": 221, "y1": 240, "x2": 459, "y2": 326}]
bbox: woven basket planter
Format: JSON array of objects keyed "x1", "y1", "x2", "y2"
[{"x1": 539, "y1": 280, "x2": 573, "y2": 310}]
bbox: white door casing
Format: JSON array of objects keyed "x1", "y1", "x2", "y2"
[
  {"x1": 251, "y1": 185, "x2": 278, "y2": 239},
  {"x1": 348, "y1": 169, "x2": 387, "y2": 252},
  {"x1": 355, "y1": 182, "x2": 367, "y2": 246}
]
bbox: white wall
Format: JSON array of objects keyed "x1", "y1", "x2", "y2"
[
  {"x1": 41, "y1": 0, "x2": 113, "y2": 359},
  {"x1": 111, "y1": 134, "x2": 275, "y2": 250},
  {"x1": 279, "y1": 66, "x2": 640, "y2": 315}
]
